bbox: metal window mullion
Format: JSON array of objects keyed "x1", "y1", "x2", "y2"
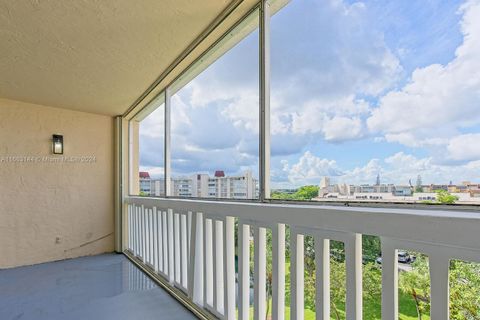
[
  {"x1": 128, "y1": 121, "x2": 132, "y2": 195},
  {"x1": 259, "y1": 0, "x2": 271, "y2": 201},
  {"x1": 165, "y1": 88, "x2": 171, "y2": 197}
]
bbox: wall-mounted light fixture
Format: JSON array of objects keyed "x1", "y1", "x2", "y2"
[{"x1": 52, "y1": 134, "x2": 63, "y2": 154}]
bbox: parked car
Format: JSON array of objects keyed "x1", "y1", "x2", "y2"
[
  {"x1": 375, "y1": 251, "x2": 414, "y2": 264},
  {"x1": 398, "y1": 251, "x2": 412, "y2": 263}
]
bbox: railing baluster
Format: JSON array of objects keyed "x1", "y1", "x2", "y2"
[
  {"x1": 315, "y1": 237, "x2": 330, "y2": 320},
  {"x1": 214, "y1": 220, "x2": 225, "y2": 315},
  {"x1": 254, "y1": 226, "x2": 267, "y2": 320},
  {"x1": 187, "y1": 211, "x2": 192, "y2": 265},
  {"x1": 381, "y1": 238, "x2": 398, "y2": 320},
  {"x1": 141, "y1": 205, "x2": 146, "y2": 261},
  {"x1": 345, "y1": 233, "x2": 362, "y2": 320},
  {"x1": 133, "y1": 205, "x2": 136, "y2": 255},
  {"x1": 430, "y1": 255, "x2": 450, "y2": 320},
  {"x1": 188, "y1": 212, "x2": 198, "y2": 299},
  {"x1": 168, "y1": 209, "x2": 175, "y2": 283},
  {"x1": 139, "y1": 205, "x2": 143, "y2": 259},
  {"x1": 157, "y1": 209, "x2": 163, "y2": 273},
  {"x1": 223, "y1": 216, "x2": 235, "y2": 320},
  {"x1": 153, "y1": 207, "x2": 158, "y2": 272},
  {"x1": 181, "y1": 213, "x2": 188, "y2": 289},
  {"x1": 127, "y1": 205, "x2": 131, "y2": 251},
  {"x1": 238, "y1": 222, "x2": 250, "y2": 320},
  {"x1": 204, "y1": 218, "x2": 214, "y2": 307},
  {"x1": 290, "y1": 231, "x2": 304, "y2": 320},
  {"x1": 162, "y1": 211, "x2": 168, "y2": 275},
  {"x1": 272, "y1": 223, "x2": 285, "y2": 320},
  {"x1": 175, "y1": 213, "x2": 181, "y2": 285},
  {"x1": 137, "y1": 206, "x2": 140, "y2": 257},
  {"x1": 135, "y1": 205, "x2": 139, "y2": 256},
  {"x1": 130, "y1": 205, "x2": 134, "y2": 252},
  {"x1": 149, "y1": 209, "x2": 154, "y2": 266},
  {"x1": 146, "y1": 208, "x2": 151, "y2": 265}
]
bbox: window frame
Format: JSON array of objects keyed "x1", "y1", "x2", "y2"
[
  {"x1": 127, "y1": 1, "x2": 269, "y2": 202},
  {"x1": 125, "y1": 0, "x2": 479, "y2": 208}
]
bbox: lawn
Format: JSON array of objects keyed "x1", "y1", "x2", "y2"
[
  {"x1": 245, "y1": 292, "x2": 429, "y2": 320},
  {"x1": 242, "y1": 261, "x2": 429, "y2": 320}
]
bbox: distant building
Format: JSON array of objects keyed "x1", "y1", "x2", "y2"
[
  {"x1": 139, "y1": 172, "x2": 165, "y2": 196},
  {"x1": 139, "y1": 171, "x2": 152, "y2": 195},
  {"x1": 393, "y1": 186, "x2": 412, "y2": 197},
  {"x1": 139, "y1": 170, "x2": 257, "y2": 199},
  {"x1": 316, "y1": 178, "x2": 479, "y2": 204}
]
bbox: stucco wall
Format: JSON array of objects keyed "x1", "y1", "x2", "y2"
[{"x1": 0, "y1": 99, "x2": 114, "y2": 268}]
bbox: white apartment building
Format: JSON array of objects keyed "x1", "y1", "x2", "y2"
[{"x1": 139, "y1": 170, "x2": 258, "y2": 199}]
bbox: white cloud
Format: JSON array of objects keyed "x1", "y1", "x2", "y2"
[
  {"x1": 282, "y1": 151, "x2": 480, "y2": 187},
  {"x1": 345, "y1": 152, "x2": 480, "y2": 185},
  {"x1": 367, "y1": 0, "x2": 480, "y2": 141},
  {"x1": 447, "y1": 133, "x2": 480, "y2": 161},
  {"x1": 284, "y1": 151, "x2": 343, "y2": 186},
  {"x1": 322, "y1": 116, "x2": 364, "y2": 142},
  {"x1": 139, "y1": 166, "x2": 165, "y2": 178},
  {"x1": 269, "y1": 0, "x2": 401, "y2": 142},
  {"x1": 287, "y1": 97, "x2": 371, "y2": 141},
  {"x1": 383, "y1": 132, "x2": 448, "y2": 148},
  {"x1": 340, "y1": 159, "x2": 383, "y2": 185},
  {"x1": 139, "y1": 107, "x2": 164, "y2": 138}
]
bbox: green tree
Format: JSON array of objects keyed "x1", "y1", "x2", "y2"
[
  {"x1": 450, "y1": 260, "x2": 480, "y2": 319},
  {"x1": 294, "y1": 185, "x2": 319, "y2": 200},
  {"x1": 415, "y1": 175, "x2": 423, "y2": 193},
  {"x1": 363, "y1": 263, "x2": 382, "y2": 301},
  {"x1": 435, "y1": 190, "x2": 459, "y2": 204},
  {"x1": 271, "y1": 190, "x2": 294, "y2": 200},
  {"x1": 270, "y1": 185, "x2": 319, "y2": 201},
  {"x1": 330, "y1": 259, "x2": 347, "y2": 320},
  {"x1": 399, "y1": 256, "x2": 430, "y2": 319},
  {"x1": 363, "y1": 235, "x2": 381, "y2": 263}
]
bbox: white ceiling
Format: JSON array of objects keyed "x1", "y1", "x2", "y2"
[{"x1": 0, "y1": 0, "x2": 238, "y2": 116}]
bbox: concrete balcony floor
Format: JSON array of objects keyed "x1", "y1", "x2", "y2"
[{"x1": 0, "y1": 254, "x2": 197, "y2": 320}]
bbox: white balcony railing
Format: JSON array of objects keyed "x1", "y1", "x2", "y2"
[{"x1": 124, "y1": 197, "x2": 480, "y2": 320}]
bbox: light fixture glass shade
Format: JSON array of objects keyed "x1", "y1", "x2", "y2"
[{"x1": 52, "y1": 135, "x2": 63, "y2": 154}]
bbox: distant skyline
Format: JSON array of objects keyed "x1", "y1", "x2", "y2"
[{"x1": 139, "y1": 0, "x2": 480, "y2": 188}]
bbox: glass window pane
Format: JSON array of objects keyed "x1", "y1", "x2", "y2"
[
  {"x1": 130, "y1": 96, "x2": 165, "y2": 196},
  {"x1": 169, "y1": 10, "x2": 260, "y2": 199},
  {"x1": 269, "y1": 0, "x2": 480, "y2": 204}
]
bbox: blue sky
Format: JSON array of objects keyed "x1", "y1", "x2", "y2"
[{"x1": 140, "y1": 0, "x2": 480, "y2": 188}]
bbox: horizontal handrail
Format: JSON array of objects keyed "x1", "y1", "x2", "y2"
[{"x1": 126, "y1": 196, "x2": 480, "y2": 252}]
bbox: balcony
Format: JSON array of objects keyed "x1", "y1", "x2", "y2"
[{"x1": 1, "y1": 0, "x2": 480, "y2": 320}]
